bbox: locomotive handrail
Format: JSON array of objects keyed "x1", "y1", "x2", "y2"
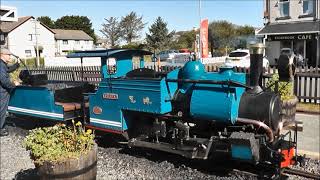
[{"x1": 165, "y1": 79, "x2": 253, "y2": 89}]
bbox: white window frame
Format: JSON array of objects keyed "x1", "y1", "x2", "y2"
[
  {"x1": 302, "y1": 0, "x2": 313, "y2": 15},
  {"x1": 85, "y1": 40, "x2": 89, "y2": 44},
  {"x1": 25, "y1": 50, "x2": 32, "y2": 57},
  {"x1": 279, "y1": 0, "x2": 290, "y2": 17},
  {"x1": 75, "y1": 40, "x2": 80, "y2": 44},
  {"x1": 63, "y1": 40, "x2": 68, "y2": 45},
  {"x1": 28, "y1": 34, "x2": 33, "y2": 41}
]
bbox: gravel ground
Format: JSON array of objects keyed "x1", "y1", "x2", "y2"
[{"x1": 0, "y1": 118, "x2": 319, "y2": 180}]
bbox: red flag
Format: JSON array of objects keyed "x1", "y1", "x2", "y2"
[{"x1": 200, "y1": 19, "x2": 208, "y2": 58}]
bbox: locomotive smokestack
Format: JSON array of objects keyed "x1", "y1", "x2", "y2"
[{"x1": 249, "y1": 43, "x2": 265, "y2": 93}]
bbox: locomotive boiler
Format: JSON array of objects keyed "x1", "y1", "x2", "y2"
[{"x1": 8, "y1": 44, "x2": 297, "y2": 168}]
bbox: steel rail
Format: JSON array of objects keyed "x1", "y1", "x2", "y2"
[{"x1": 282, "y1": 168, "x2": 320, "y2": 179}]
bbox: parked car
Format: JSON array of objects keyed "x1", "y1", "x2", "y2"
[
  {"x1": 158, "y1": 50, "x2": 179, "y2": 61},
  {"x1": 225, "y1": 49, "x2": 269, "y2": 70}
]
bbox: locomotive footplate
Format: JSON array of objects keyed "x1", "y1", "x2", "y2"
[{"x1": 128, "y1": 136, "x2": 214, "y2": 160}]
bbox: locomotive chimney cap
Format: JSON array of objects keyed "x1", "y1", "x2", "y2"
[{"x1": 249, "y1": 43, "x2": 265, "y2": 55}]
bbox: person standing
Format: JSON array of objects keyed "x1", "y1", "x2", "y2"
[{"x1": 0, "y1": 47, "x2": 19, "y2": 136}]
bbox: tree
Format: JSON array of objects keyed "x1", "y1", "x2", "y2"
[
  {"x1": 236, "y1": 25, "x2": 255, "y2": 36},
  {"x1": 55, "y1": 15, "x2": 96, "y2": 43},
  {"x1": 37, "y1": 16, "x2": 55, "y2": 28},
  {"x1": 208, "y1": 20, "x2": 236, "y2": 56},
  {"x1": 100, "y1": 17, "x2": 122, "y2": 48},
  {"x1": 146, "y1": 17, "x2": 175, "y2": 52},
  {"x1": 171, "y1": 30, "x2": 197, "y2": 50},
  {"x1": 120, "y1": 12, "x2": 146, "y2": 44}
]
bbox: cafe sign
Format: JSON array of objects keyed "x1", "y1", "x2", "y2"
[{"x1": 267, "y1": 33, "x2": 317, "y2": 41}]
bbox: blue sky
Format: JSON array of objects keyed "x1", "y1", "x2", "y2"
[{"x1": 2, "y1": 0, "x2": 263, "y2": 39}]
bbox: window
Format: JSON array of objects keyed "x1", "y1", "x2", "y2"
[
  {"x1": 0, "y1": 34, "x2": 5, "y2": 43},
  {"x1": 302, "y1": 0, "x2": 313, "y2": 15},
  {"x1": 279, "y1": 0, "x2": 290, "y2": 17},
  {"x1": 85, "y1": 40, "x2": 89, "y2": 44},
  {"x1": 63, "y1": 40, "x2": 68, "y2": 45},
  {"x1": 28, "y1": 34, "x2": 33, "y2": 41},
  {"x1": 75, "y1": 40, "x2": 80, "y2": 44},
  {"x1": 25, "y1": 50, "x2": 32, "y2": 57},
  {"x1": 229, "y1": 52, "x2": 248, "y2": 57}
]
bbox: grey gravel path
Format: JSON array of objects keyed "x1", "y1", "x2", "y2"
[{"x1": 0, "y1": 118, "x2": 319, "y2": 180}]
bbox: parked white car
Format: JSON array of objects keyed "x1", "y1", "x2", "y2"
[
  {"x1": 158, "y1": 50, "x2": 179, "y2": 61},
  {"x1": 225, "y1": 49, "x2": 269, "y2": 70}
]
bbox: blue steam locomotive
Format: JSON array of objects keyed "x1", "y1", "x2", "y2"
[{"x1": 8, "y1": 44, "x2": 297, "y2": 168}]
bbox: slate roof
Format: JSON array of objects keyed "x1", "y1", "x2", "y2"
[
  {"x1": 258, "y1": 20, "x2": 320, "y2": 35},
  {"x1": 52, "y1": 29, "x2": 93, "y2": 40},
  {"x1": 0, "y1": 16, "x2": 55, "y2": 33}
]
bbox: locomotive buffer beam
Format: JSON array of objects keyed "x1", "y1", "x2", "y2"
[{"x1": 128, "y1": 136, "x2": 214, "y2": 160}]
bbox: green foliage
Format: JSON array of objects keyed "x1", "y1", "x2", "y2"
[
  {"x1": 55, "y1": 15, "x2": 97, "y2": 43},
  {"x1": 208, "y1": 21, "x2": 256, "y2": 55},
  {"x1": 23, "y1": 57, "x2": 45, "y2": 67},
  {"x1": 120, "y1": 12, "x2": 146, "y2": 44},
  {"x1": 146, "y1": 17, "x2": 175, "y2": 52},
  {"x1": 37, "y1": 16, "x2": 55, "y2": 29},
  {"x1": 24, "y1": 122, "x2": 94, "y2": 165},
  {"x1": 100, "y1": 17, "x2": 122, "y2": 47},
  {"x1": 266, "y1": 73, "x2": 295, "y2": 101},
  {"x1": 121, "y1": 43, "x2": 146, "y2": 49},
  {"x1": 235, "y1": 25, "x2": 255, "y2": 36},
  {"x1": 171, "y1": 30, "x2": 197, "y2": 50}
]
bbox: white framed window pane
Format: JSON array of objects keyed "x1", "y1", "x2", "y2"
[
  {"x1": 28, "y1": 34, "x2": 32, "y2": 41},
  {"x1": 25, "y1": 50, "x2": 32, "y2": 57},
  {"x1": 303, "y1": 0, "x2": 313, "y2": 14},
  {"x1": 63, "y1": 40, "x2": 68, "y2": 44},
  {"x1": 279, "y1": 1, "x2": 289, "y2": 17}
]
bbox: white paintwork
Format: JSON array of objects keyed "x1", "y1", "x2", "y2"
[
  {"x1": 44, "y1": 56, "x2": 101, "y2": 66},
  {"x1": 268, "y1": 0, "x2": 317, "y2": 24},
  {"x1": 7, "y1": 18, "x2": 55, "y2": 59},
  {"x1": 55, "y1": 39, "x2": 94, "y2": 56}
]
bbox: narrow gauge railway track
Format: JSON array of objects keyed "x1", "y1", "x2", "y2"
[
  {"x1": 5, "y1": 117, "x2": 320, "y2": 180},
  {"x1": 231, "y1": 166, "x2": 320, "y2": 179},
  {"x1": 282, "y1": 167, "x2": 320, "y2": 179}
]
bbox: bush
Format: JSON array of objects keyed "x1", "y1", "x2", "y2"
[
  {"x1": 266, "y1": 73, "x2": 294, "y2": 101},
  {"x1": 22, "y1": 57, "x2": 45, "y2": 67},
  {"x1": 24, "y1": 122, "x2": 95, "y2": 165}
]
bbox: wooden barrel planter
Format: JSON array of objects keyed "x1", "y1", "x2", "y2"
[
  {"x1": 281, "y1": 96, "x2": 299, "y2": 126},
  {"x1": 36, "y1": 143, "x2": 97, "y2": 180}
]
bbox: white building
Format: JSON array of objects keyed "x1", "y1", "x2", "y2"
[
  {"x1": 258, "y1": 0, "x2": 319, "y2": 67},
  {"x1": 0, "y1": 16, "x2": 56, "y2": 59},
  {"x1": 52, "y1": 29, "x2": 94, "y2": 56}
]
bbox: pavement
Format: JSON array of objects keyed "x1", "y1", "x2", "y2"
[{"x1": 294, "y1": 113, "x2": 320, "y2": 159}]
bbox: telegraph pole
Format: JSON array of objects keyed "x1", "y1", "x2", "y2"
[{"x1": 32, "y1": 19, "x2": 40, "y2": 67}]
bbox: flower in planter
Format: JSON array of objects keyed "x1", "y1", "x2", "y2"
[
  {"x1": 23, "y1": 121, "x2": 95, "y2": 165},
  {"x1": 266, "y1": 73, "x2": 295, "y2": 101}
]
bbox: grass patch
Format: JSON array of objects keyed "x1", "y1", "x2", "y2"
[{"x1": 297, "y1": 102, "x2": 320, "y2": 114}]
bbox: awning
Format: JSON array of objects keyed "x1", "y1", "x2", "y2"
[{"x1": 258, "y1": 21, "x2": 320, "y2": 35}]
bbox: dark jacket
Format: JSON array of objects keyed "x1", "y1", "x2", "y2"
[{"x1": 0, "y1": 59, "x2": 16, "y2": 96}]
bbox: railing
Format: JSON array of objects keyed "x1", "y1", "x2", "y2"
[
  {"x1": 294, "y1": 66, "x2": 320, "y2": 104},
  {"x1": 27, "y1": 65, "x2": 319, "y2": 103}
]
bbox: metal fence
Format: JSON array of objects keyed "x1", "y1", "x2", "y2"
[{"x1": 28, "y1": 65, "x2": 319, "y2": 103}]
